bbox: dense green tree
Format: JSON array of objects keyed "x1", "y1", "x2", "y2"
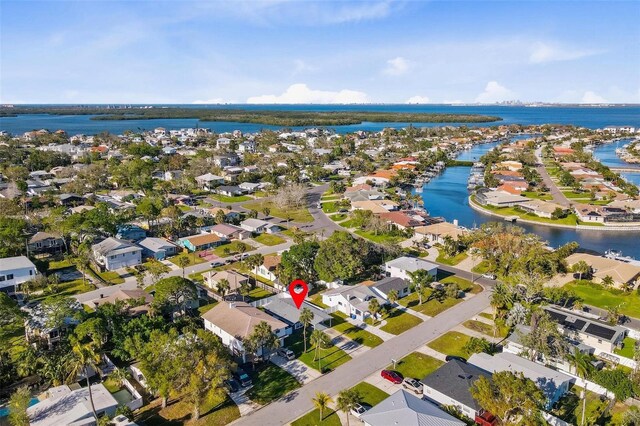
[
  {"x1": 0, "y1": 217, "x2": 27, "y2": 257},
  {"x1": 153, "y1": 277, "x2": 197, "y2": 316},
  {"x1": 408, "y1": 269, "x2": 434, "y2": 305},
  {"x1": 244, "y1": 321, "x2": 278, "y2": 367},
  {"x1": 520, "y1": 311, "x2": 567, "y2": 361},
  {"x1": 314, "y1": 231, "x2": 371, "y2": 282},
  {"x1": 279, "y1": 241, "x2": 320, "y2": 284},
  {"x1": 8, "y1": 386, "x2": 31, "y2": 426}
]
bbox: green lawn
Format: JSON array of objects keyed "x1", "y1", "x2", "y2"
[
  {"x1": 288, "y1": 331, "x2": 352, "y2": 373},
  {"x1": 436, "y1": 252, "x2": 468, "y2": 266},
  {"x1": 310, "y1": 294, "x2": 329, "y2": 309},
  {"x1": 479, "y1": 312, "x2": 493, "y2": 320},
  {"x1": 98, "y1": 270, "x2": 124, "y2": 284},
  {"x1": 614, "y1": 337, "x2": 637, "y2": 359},
  {"x1": 330, "y1": 314, "x2": 384, "y2": 347},
  {"x1": 47, "y1": 258, "x2": 73, "y2": 271},
  {"x1": 471, "y1": 195, "x2": 579, "y2": 226},
  {"x1": 563, "y1": 280, "x2": 640, "y2": 319},
  {"x1": 349, "y1": 382, "x2": 389, "y2": 407},
  {"x1": 521, "y1": 191, "x2": 553, "y2": 200},
  {"x1": 321, "y1": 201, "x2": 340, "y2": 213},
  {"x1": 212, "y1": 240, "x2": 255, "y2": 257},
  {"x1": 330, "y1": 213, "x2": 348, "y2": 222},
  {"x1": 471, "y1": 260, "x2": 491, "y2": 274},
  {"x1": 247, "y1": 364, "x2": 301, "y2": 404},
  {"x1": 244, "y1": 200, "x2": 314, "y2": 223},
  {"x1": 387, "y1": 352, "x2": 443, "y2": 380},
  {"x1": 210, "y1": 194, "x2": 252, "y2": 203},
  {"x1": 427, "y1": 331, "x2": 472, "y2": 358},
  {"x1": 247, "y1": 287, "x2": 274, "y2": 301},
  {"x1": 378, "y1": 308, "x2": 423, "y2": 335},
  {"x1": 399, "y1": 291, "x2": 463, "y2": 316},
  {"x1": 463, "y1": 320, "x2": 509, "y2": 338},
  {"x1": 338, "y1": 218, "x2": 357, "y2": 229},
  {"x1": 354, "y1": 230, "x2": 405, "y2": 244},
  {"x1": 168, "y1": 253, "x2": 207, "y2": 266},
  {"x1": 252, "y1": 233, "x2": 286, "y2": 246},
  {"x1": 30, "y1": 279, "x2": 96, "y2": 301},
  {"x1": 439, "y1": 274, "x2": 480, "y2": 293},
  {"x1": 198, "y1": 302, "x2": 218, "y2": 315},
  {"x1": 291, "y1": 409, "x2": 342, "y2": 426},
  {"x1": 135, "y1": 392, "x2": 240, "y2": 426}
]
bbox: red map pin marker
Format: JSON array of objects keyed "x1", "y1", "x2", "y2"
[{"x1": 288, "y1": 279, "x2": 308, "y2": 309}]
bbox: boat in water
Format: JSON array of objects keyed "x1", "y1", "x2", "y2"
[{"x1": 604, "y1": 249, "x2": 640, "y2": 265}]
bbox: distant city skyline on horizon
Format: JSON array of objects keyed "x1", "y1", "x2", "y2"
[{"x1": 1, "y1": 0, "x2": 639, "y2": 105}]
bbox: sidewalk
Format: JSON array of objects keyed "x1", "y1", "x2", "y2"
[
  {"x1": 343, "y1": 316, "x2": 395, "y2": 341},
  {"x1": 452, "y1": 323, "x2": 502, "y2": 344},
  {"x1": 394, "y1": 304, "x2": 431, "y2": 321},
  {"x1": 229, "y1": 388, "x2": 261, "y2": 417}
]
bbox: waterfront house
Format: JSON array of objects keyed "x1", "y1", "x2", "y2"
[
  {"x1": 360, "y1": 390, "x2": 465, "y2": 426},
  {"x1": 378, "y1": 210, "x2": 426, "y2": 229},
  {"x1": 351, "y1": 199, "x2": 399, "y2": 214},
  {"x1": 565, "y1": 252, "x2": 640, "y2": 289},
  {"x1": 421, "y1": 360, "x2": 493, "y2": 421},
  {"x1": 414, "y1": 222, "x2": 467, "y2": 245},
  {"x1": 467, "y1": 352, "x2": 572, "y2": 408},
  {"x1": 475, "y1": 188, "x2": 530, "y2": 207},
  {"x1": 137, "y1": 237, "x2": 179, "y2": 260},
  {"x1": 518, "y1": 199, "x2": 567, "y2": 219},
  {"x1": 0, "y1": 256, "x2": 38, "y2": 294},
  {"x1": 202, "y1": 302, "x2": 291, "y2": 362},
  {"x1": 92, "y1": 238, "x2": 143, "y2": 271},
  {"x1": 178, "y1": 233, "x2": 226, "y2": 252},
  {"x1": 385, "y1": 256, "x2": 438, "y2": 281},
  {"x1": 573, "y1": 203, "x2": 606, "y2": 223}
]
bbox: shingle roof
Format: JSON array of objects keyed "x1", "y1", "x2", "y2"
[
  {"x1": 372, "y1": 276, "x2": 407, "y2": 295},
  {"x1": 0, "y1": 255, "x2": 36, "y2": 271},
  {"x1": 386, "y1": 256, "x2": 437, "y2": 273},
  {"x1": 360, "y1": 390, "x2": 464, "y2": 426},
  {"x1": 421, "y1": 360, "x2": 491, "y2": 411},
  {"x1": 201, "y1": 302, "x2": 287, "y2": 340}
]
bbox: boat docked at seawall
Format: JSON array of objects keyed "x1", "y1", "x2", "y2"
[{"x1": 605, "y1": 249, "x2": 640, "y2": 266}]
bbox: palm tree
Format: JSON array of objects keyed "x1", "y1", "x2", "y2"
[
  {"x1": 572, "y1": 260, "x2": 590, "y2": 281},
  {"x1": 177, "y1": 255, "x2": 190, "y2": 278},
  {"x1": 66, "y1": 339, "x2": 102, "y2": 421},
  {"x1": 216, "y1": 279, "x2": 230, "y2": 300},
  {"x1": 368, "y1": 298, "x2": 381, "y2": 324},
  {"x1": 602, "y1": 275, "x2": 614, "y2": 288},
  {"x1": 567, "y1": 348, "x2": 592, "y2": 426},
  {"x1": 312, "y1": 392, "x2": 332, "y2": 422},
  {"x1": 387, "y1": 289, "x2": 399, "y2": 306},
  {"x1": 336, "y1": 389, "x2": 361, "y2": 426},
  {"x1": 299, "y1": 307, "x2": 314, "y2": 353}
]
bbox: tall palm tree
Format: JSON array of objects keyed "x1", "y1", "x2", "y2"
[
  {"x1": 336, "y1": 389, "x2": 361, "y2": 426},
  {"x1": 312, "y1": 392, "x2": 332, "y2": 422},
  {"x1": 567, "y1": 348, "x2": 592, "y2": 426},
  {"x1": 216, "y1": 279, "x2": 230, "y2": 300},
  {"x1": 368, "y1": 298, "x2": 381, "y2": 324},
  {"x1": 299, "y1": 307, "x2": 314, "y2": 353},
  {"x1": 66, "y1": 339, "x2": 102, "y2": 421}
]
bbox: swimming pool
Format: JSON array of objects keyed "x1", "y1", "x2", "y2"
[{"x1": 0, "y1": 397, "x2": 39, "y2": 417}]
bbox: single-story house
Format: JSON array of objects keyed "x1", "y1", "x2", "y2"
[
  {"x1": 241, "y1": 218, "x2": 280, "y2": 234},
  {"x1": 261, "y1": 293, "x2": 332, "y2": 330},
  {"x1": 217, "y1": 185, "x2": 243, "y2": 197},
  {"x1": 27, "y1": 232, "x2": 65, "y2": 255},
  {"x1": 370, "y1": 276, "x2": 410, "y2": 300},
  {"x1": 0, "y1": 256, "x2": 38, "y2": 294},
  {"x1": 351, "y1": 199, "x2": 399, "y2": 214},
  {"x1": 414, "y1": 222, "x2": 467, "y2": 245},
  {"x1": 544, "y1": 305, "x2": 626, "y2": 354},
  {"x1": 209, "y1": 207, "x2": 242, "y2": 222},
  {"x1": 475, "y1": 189, "x2": 531, "y2": 207},
  {"x1": 92, "y1": 237, "x2": 143, "y2": 271},
  {"x1": 209, "y1": 223, "x2": 251, "y2": 240},
  {"x1": 573, "y1": 204, "x2": 606, "y2": 223},
  {"x1": 467, "y1": 352, "x2": 572, "y2": 408},
  {"x1": 360, "y1": 389, "x2": 465, "y2": 426},
  {"x1": 385, "y1": 256, "x2": 438, "y2": 281},
  {"x1": 203, "y1": 270, "x2": 250, "y2": 296},
  {"x1": 116, "y1": 224, "x2": 147, "y2": 241},
  {"x1": 253, "y1": 255, "x2": 281, "y2": 282},
  {"x1": 178, "y1": 233, "x2": 226, "y2": 252},
  {"x1": 566, "y1": 252, "x2": 640, "y2": 289},
  {"x1": 322, "y1": 285, "x2": 386, "y2": 321},
  {"x1": 378, "y1": 211, "x2": 425, "y2": 229},
  {"x1": 86, "y1": 289, "x2": 154, "y2": 316},
  {"x1": 28, "y1": 384, "x2": 118, "y2": 426},
  {"x1": 58, "y1": 193, "x2": 85, "y2": 206},
  {"x1": 137, "y1": 237, "x2": 180, "y2": 260},
  {"x1": 519, "y1": 199, "x2": 567, "y2": 219},
  {"x1": 239, "y1": 182, "x2": 261, "y2": 193},
  {"x1": 202, "y1": 302, "x2": 291, "y2": 362},
  {"x1": 421, "y1": 360, "x2": 493, "y2": 421}
]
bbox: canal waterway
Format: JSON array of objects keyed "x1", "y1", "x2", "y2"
[{"x1": 415, "y1": 137, "x2": 640, "y2": 257}]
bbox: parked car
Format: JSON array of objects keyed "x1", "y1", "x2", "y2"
[
  {"x1": 380, "y1": 369, "x2": 402, "y2": 384},
  {"x1": 210, "y1": 260, "x2": 226, "y2": 268},
  {"x1": 445, "y1": 355, "x2": 467, "y2": 363},
  {"x1": 481, "y1": 273, "x2": 496, "y2": 280},
  {"x1": 224, "y1": 378, "x2": 240, "y2": 393},
  {"x1": 402, "y1": 377, "x2": 423, "y2": 394},
  {"x1": 234, "y1": 368, "x2": 252, "y2": 387},
  {"x1": 350, "y1": 403, "x2": 372, "y2": 418},
  {"x1": 277, "y1": 347, "x2": 295, "y2": 360}
]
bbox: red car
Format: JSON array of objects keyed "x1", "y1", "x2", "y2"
[{"x1": 380, "y1": 369, "x2": 402, "y2": 384}]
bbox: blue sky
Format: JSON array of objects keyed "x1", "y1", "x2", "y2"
[{"x1": 1, "y1": 0, "x2": 639, "y2": 104}]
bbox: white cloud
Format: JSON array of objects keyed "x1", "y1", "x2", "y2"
[
  {"x1": 475, "y1": 81, "x2": 515, "y2": 103},
  {"x1": 384, "y1": 57, "x2": 409, "y2": 76},
  {"x1": 529, "y1": 42, "x2": 600, "y2": 64},
  {"x1": 406, "y1": 96, "x2": 430, "y2": 104},
  {"x1": 293, "y1": 59, "x2": 315, "y2": 75},
  {"x1": 246, "y1": 83, "x2": 369, "y2": 104},
  {"x1": 581, "y1": 91, "x2": 608, "y2": 104},
  {"x1": 192, "y1": 98, "x2": 228, "y2": 104}
]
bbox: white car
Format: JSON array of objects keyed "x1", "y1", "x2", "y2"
[
  {"x1": 481, "y1": 273, "x2": 496, "y2": 280},
  {"x1": 350, "y1": 403, "x2": 371, "y2": 418}
]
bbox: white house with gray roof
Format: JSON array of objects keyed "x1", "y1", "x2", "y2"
[
  {"x1": 361, "y1": 389, "x2": 464, "y2": 426},
  {"x1": 92, "y1": 237, "x2": 142, "y2": 271},
  {"x1": 322, "y1": 284, "x2": 385, "y2": 320},
  {"x1": 385, "y1": 256, "x2": 438, "y2": 281},
  {"x1": 137, "y1": 237, "x2": 179, "y2": 260},
  {"x1": 0, "y1": 255, "x2": 38, "y2": 294}
]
